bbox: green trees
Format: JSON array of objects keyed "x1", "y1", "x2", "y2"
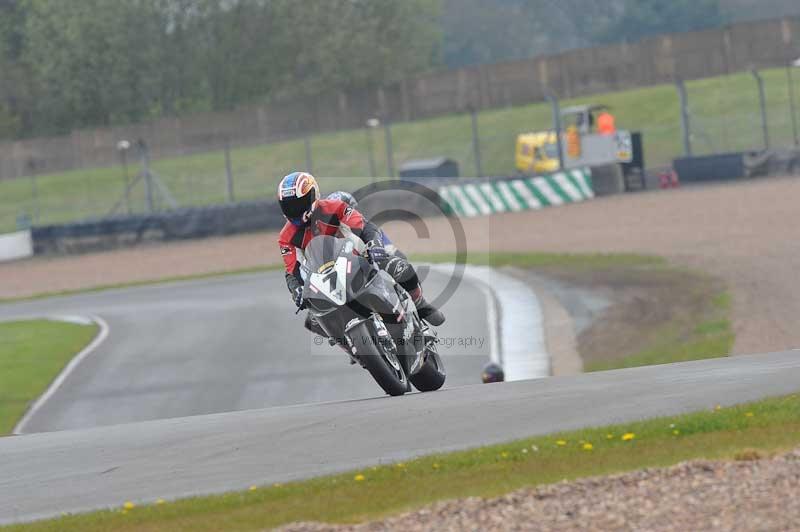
[
  {"x1": 0, "y1": 0, "x2": 441, "y2": 138},
  {"x1": 592, "y1": 0, "x2": 725, "y2": 44},
  {"x1": 0, "y1": 0, "x2": 795, "y2": 139}
]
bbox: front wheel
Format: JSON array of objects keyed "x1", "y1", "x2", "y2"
[
  {"x1": 351, "y1": 322, "x2": 408, "y2": 396},
  {"x1": 410, "y1": 346, "x2": 446, "y2": 392}
]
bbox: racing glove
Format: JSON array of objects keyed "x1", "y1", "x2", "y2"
[
  {"x1": 286, "y1": 273, "x2": 305, "y2": 309},
  {"x1": 366, "y1": 239, "x2": 388, "y2": 264},
  {"x1": 292, "y1": 285, "x2": 304, "y2": 309}
]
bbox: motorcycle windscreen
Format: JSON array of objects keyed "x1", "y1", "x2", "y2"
[{"x1": 303, "y1": 235, "x2": 347, "y2": 272}]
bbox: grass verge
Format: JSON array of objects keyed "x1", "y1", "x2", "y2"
[
  {"x1": 585, "y1": 289, "x2": 734, "y2": 371},
  {"x1": 416, "y1": 251, "x2": 734, "y2": 371},
  {"x1": 6, "y1": 393, "x2": 798, "y2": 532},
  {"x1": 0, "y1": 319, "x2": 98, "y2": 434}
]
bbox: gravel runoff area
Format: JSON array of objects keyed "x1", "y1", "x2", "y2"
[
  {"x1": 3, "y1": 176, "x2": 800, "y2": 356},
  {"x1": 278, "y1": 448, "x2": 800, "y2": 532}
]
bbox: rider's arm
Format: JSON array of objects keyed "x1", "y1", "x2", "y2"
[
  {"x1": 331, "y1": 200, "x2": 383, "y2": 246},
  {"x1": 279, "y1": 239, "x2": 303, "y2": 292}
]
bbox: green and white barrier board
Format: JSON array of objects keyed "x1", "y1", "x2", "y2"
[{"x1": 438, "y1": 168, "x2": 593, "y2": 217}]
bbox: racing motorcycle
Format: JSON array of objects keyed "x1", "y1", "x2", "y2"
[{"x1": 299, "y1": 234, "x2": 446, "y2": 396}]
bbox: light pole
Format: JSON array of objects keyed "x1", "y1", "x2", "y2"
[{"x1": 365, "y1": 118, "x2": 379, "y2": 181}]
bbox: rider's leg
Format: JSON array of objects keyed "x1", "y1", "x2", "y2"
[{"x1": 381, "y1": 256, "x2": 445, "y2": 326}]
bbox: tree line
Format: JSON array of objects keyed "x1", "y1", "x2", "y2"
[
  {"x1": 0, "y1": 0, "x2": 441, "y2": 139},
  {"x1": 0, "y1": 0, "x2": 797, "y2": 140}
]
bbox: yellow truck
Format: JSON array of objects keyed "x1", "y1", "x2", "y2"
[
  {"x1": 515, "y1": 104, "x2": 636, "y2": 174},
  {"x1": 514, "y1": 131, "x2": 561, "y2": 174}
]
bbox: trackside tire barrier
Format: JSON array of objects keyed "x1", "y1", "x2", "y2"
[{"x1": 437, "y1": 168, "x2": 593, "y2": 218}]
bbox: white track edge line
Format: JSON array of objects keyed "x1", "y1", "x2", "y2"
[
  {"x1": 12, "y1": 315, "x2": 109, "y2": 435},
  {"x1": 429, "y1": 264, "x2": 548, "y2": 380}
]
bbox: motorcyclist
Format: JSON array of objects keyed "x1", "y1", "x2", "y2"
[
  {"x1": 277, "y1": 173, "x2": 445, "y2": 335},
  {"x1": 325, "y1": 191, "x2": 405, "y2": 259}
]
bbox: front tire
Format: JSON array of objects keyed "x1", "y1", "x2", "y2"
[
  {"x1": 352, "y1": 322, "x2": 408, "y2": 396},
  {"x1": 410, "y1": 348, "x2": 446, "y2": 392}
]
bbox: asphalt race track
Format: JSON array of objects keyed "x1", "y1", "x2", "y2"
[
  {"x1": 0, "y1": 269, "x2": 491, "y2": 433},
  {"x1": 1, "y1": 351, "x2": 798, "y2": 523}
]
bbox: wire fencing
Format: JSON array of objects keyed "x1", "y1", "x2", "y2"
[{"x1": 2, "y1": 65, "x2": 799, "y2": 233}]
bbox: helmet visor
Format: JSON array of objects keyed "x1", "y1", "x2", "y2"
[{"x1": 280, "y1": 189, "x2": 316, "y2": 223}]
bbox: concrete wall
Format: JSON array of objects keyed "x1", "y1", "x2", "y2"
[
  {"x1": 0, "y1": 230, "x2": 33, "y2": 262},
  {"x1": 1, "y1": 16, "x2": 799, "y2": 180}
]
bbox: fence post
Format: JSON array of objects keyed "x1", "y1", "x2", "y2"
[
  {"x1": 787, "y1": 65, "x2": 799, "y2": 147},
  {"x1": 303, "y1": 136, "x2": 313, "y2": 175},
  {"x1": 30, "y1": 174, "x2": 40, "y2": 224},
  {"x1": 542, "y1": 88, "x2": 564, "y2": 170},
  {"x1": 224, "y1": 139, "x2": 234, "y2": 203},
  {"x1": 117, "y1": 140, "x2": 132, "y2": 215},
  {"x1": 470, "y1": 107, "x2": 483, "y2": 177},
  {"x1": 138, "y1": 140, "x2": 155, "y2": 213},
  {"x1": 383, "y1": 119, "x2": 395, "y2": 178},
  {"x1": 675, "y1": 79, "x2": 693, "y2": 157},
  {"x1": 23, "y1": 159, "x2": 41, "y2": 225},
  {"x1": 365, "y1": 118, "x2": 379, "y2": 181},
  {"x1": 751, "y1": 69, "x2": 770, "y2": 150}
]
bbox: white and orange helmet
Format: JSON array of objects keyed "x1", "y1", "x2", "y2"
[{"x1": 278, "y1": 172, "x2": 319, "y2": 226}]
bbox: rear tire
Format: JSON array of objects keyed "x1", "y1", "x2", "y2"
[{"x1": 352, "y1": 322, "x2": 408, "y2": 396}]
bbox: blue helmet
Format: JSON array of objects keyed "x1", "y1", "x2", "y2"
[{"x1": 326, "y1": 190, "x2": 357, "y2": 209}]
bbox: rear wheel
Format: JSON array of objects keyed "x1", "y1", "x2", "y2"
[{"x1": 352, "y1": 321, "x2": 408, "y2": 396}]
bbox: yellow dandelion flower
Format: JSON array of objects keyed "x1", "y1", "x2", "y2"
[
  {"x1": 745, "y1": 412, "x2": 754, "y2": 417},
  {"x1": 432, "y1": 463, "x2": 440, "y2": 469},
  {"x1": 556, "y1": 440, "x2": 567, "y2": 446},
  {"x1": 582, "y1": 443, "x2": 594, "y2": 451},
  {"x1": 354, "y1": 474, "x2": 365, "y2": 481},
  {"x1": 621, "y1": 433, "x2": 635, "y2": 441},
  {"x1": 248, "y1": 485, "x2": 257, "y2": 492},
  {"x1": 606, "y1": 434, "x2": 614, "y2": 439},
  {"x1": 673, "y1": 429, "x2": 680, "y2": 435},
  {"x1": 500, "y1": 451, "x2": 509, "y2": 458},
  {"x1": 123, "y1": 501, "x2": 135, "y2": 510},
  {"x1": 395, "y1": 462, "x2": 406, "y2": 468},
  {"x1": 156, "y1": 499, "x2": 165, "y2": 505}
]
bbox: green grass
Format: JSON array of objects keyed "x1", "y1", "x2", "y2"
[
  {"x1": 413, "y1": 250, "x2": 666, "y2": 269},
  {"x1": 6, "y1": 393, "x2": 799, "y2": 532},
  {"x1": 3, "y1": 66, "x2": 798, "y2": 231},
  {"x1": 585, "y1": 277, "x2": 734, "y2": 372},
  {"x1": 416, "y1": 251, "x2": 733, "y2": 371},
  {"x1": 0, "y1": 319, "x2": 98, "y2": 435}
]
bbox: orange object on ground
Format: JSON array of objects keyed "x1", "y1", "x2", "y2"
[{"x1": 597, "y1": 112, "x2": 616, "y2": 134}]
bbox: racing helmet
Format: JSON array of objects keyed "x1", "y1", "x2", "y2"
[
  {"x1": 278, "y1": 172, "x2": 319, "y2": 226},
  {"x1": 481, "y1": 362, "x2": 505, "y2": 383},
  {"x1": 326, "y1": 190, "x2": 358, "y2": 209}
]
